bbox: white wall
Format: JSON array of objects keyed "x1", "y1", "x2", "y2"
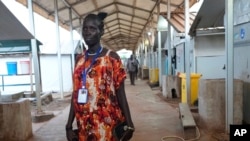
[
  {"x1": 176, "y1": 43, "x2": 185, "y2": 73},
  {"x1": 195, "y1": 35, "x2": 225, "y2": 56},
  {"x1": 195, "y1": 34, "x2": 226, "y2": 79},
  {"x1": 234, "y1": 46, "x2": 250, "y2": 82},
  {"x1": 196, "y1": 55, "x2": 226, "y2": 79},
  {"x1": 0, "y1": 56, "x2": 34, "y2": 92},
  {"x1": 0, "y1": 56, "x2": 31, "y2": 75},
  {"x1": 40, "y1": 54, "x2": 73, "y2": 92},
  {"x1": 233, "y1": 22, "x2": 250, "y2": 83},
  {"x1": 0, "y1": 54, "x2": 73, "y2": 92}
]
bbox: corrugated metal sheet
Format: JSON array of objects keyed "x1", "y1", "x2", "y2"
[
  {"x1": 189, "y1": 0, "x2": 225, "y2": 36},
  {"x1": 15, "y1": 0, "x2": 198, "y2": 51},
  {"x1": 0, "y1": 1, "x2": 34, "y2": 40}
]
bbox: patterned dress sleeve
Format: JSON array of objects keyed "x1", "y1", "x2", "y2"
[{"x1": 112, "y1": 56, "x2": 126, "y2": 90}]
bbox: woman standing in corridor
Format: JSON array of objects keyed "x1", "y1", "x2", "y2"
[{"x1": 65, "y1": 12, "x2": 134, "y2": 141}]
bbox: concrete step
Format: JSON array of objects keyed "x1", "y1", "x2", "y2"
[
  {"x1": 0, "y1": 91, "x2": 24, "y2": 102},
  {"x1": 179, "y1": 103, "x2": 197, "y2": 140}
]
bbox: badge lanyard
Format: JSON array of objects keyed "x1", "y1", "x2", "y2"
[{"x1": 82, "y1": 46, "x2": 102, "y2": 88}]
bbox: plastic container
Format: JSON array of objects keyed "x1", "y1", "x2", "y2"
[
  {"x1": 149, "y1": 68, "x2": 159, "y2": 84},
  {"x1": 6, "y1": 61, "x2": 17, "y2": 75},
  {"x1": 20, "y1": 60, "x2": 31, "y2": 74},
  {"x1": 179, "y1": 73, "x2": 202, "y2": 105}
]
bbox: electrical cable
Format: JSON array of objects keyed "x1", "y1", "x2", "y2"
[{"x1": 161, "y1": 126, "x2": 200, "y2": 141}]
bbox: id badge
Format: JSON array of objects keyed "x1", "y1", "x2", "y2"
[{"x1": 77, "y1": 88, "x2": 88, "y2": 104}]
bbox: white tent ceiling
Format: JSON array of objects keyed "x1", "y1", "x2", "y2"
[{"x1": 16, "y1": 0, "x2": 198, "y2": 51}]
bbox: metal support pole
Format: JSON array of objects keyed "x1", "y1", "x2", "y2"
[
  {"x1": 167, "y1": 0, "x2": 172, "y2": 75},
  {"x1": 158, "y1": 31, "x2": 162, "y2": 86},
  {"x1": 225, "y1": 0, "x2": 234, "y2": 133},
  {"x1": 69, "y1": 8, "x2": 75, "y2": 72},
  {"x1": 185, "y1": 0, "x2": 191, "y2": 105},
  {"x1": 1, "y1": 76, "x2": 3, "y2": 91},
  {"x1": 55, "y1": 0, "x2": 64, "y2": 99},
  {"x1": 141, "y1": 43, "x2": 144, "y2": 66},
  {"x1": 151, "y1": 47, "x2": 154, "y2": 69},
  {"x1": 79, "y1": 18, "x2": 84, "y2": 53},
  {"x1": 31, "y1": 39, "x2": 43, "y2": 112},
  {"x1": 29, "y1": 53, "x2": 33, "y2": 93},
  {"x1": 157, "y1": 3, "x2": 162, "y2": 86},
  {"x1": 27, "y1": 0, "x2": 35, "y2": 38},
  {"x1": 143, "y1": 35, "x2": 146, "y2": 67},
  {"x1": 141, "y1": 38, "x2": 145, "y2": 78},
  {"x1": 28, "y1": 0, "x2": 42, "y2": 113}
]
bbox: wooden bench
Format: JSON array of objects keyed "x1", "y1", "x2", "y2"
[{"x1": 179, "y1": 103, "x2": 197, "y2": 140}]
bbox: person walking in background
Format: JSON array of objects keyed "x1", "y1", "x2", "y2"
[
  {"x1": 66, "y1": 12, "x2": 134, "y2": 141},
  {"x1": 126, "y1": 54, "x2": 138, "y2": 85}
]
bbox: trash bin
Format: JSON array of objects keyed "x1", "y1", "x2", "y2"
[
  {"x1": 179, "y1": 73, "x2": 202, "y2": 105},
  {"x1": 149, "y1": 68, "x2": 159, "y2": 84}
]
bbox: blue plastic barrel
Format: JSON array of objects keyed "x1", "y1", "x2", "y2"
[{"x1": 6, "y1": 62, "x2": 17, "y2": 75}]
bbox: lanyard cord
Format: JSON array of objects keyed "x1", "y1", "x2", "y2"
[{"x1": 82, "y1": 46, "x2": 102, "y2": 87}]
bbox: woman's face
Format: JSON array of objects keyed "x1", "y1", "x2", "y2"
[{"x1": 82, "y1": 18, "x2": 102, "y2": 47}]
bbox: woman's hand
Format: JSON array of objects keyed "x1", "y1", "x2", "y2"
[
  {"x1": 66, "y1": 129, "x2": 78, "y2": 141},
  {"x1": 120, "y1": 129, "x2": 134, "y2": 141}
]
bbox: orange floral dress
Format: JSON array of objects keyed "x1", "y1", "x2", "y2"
[{"x1": 72, "y1": 50, "x2": 126, "y2": 141}]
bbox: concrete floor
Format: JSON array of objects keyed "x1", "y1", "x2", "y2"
[
  {"x1": 127, "y1": 79, "x2": 184, "y2": 141},
  {"x1": 28, "y1": 78, "x2": 229, "y2": 141}
]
